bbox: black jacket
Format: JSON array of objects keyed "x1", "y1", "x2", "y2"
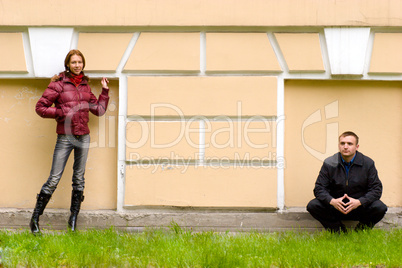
[{"x1": 313, "y1": 151, "x2": 383, "y2": 208}]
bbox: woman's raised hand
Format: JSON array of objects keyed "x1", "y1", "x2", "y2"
[{"x1": 101, "y1": 77, "x2": 109, "y2": 89}]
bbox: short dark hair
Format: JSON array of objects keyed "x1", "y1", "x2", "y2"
[{"x1": 339, "y1": 131, "x2": 359, "y2": 145}]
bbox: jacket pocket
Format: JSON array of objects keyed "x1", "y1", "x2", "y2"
[{"x1": 55, "y1": 108, "x2": 65, "y2": 123}]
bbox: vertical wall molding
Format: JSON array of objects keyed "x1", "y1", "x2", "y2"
[
  {"x1": 200, "y1": 32, "x2": 206, "y2": 75},
  {"x1": 117, "y1": 75, "x2": 128, "y2": 212},
  {"x1": 276, "y1": 76, "x2": 285, "y2": 211},
  {"x1": 268, "y1": 31, "x2": 287, "y2": 211}
]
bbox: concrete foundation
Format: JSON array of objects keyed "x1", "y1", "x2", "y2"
[{"x1": 0, "y1": 207, "x2": 401, "y2": 233}]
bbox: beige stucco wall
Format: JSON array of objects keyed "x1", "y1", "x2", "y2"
[
  {"x1": 127, "y1": 76, "x2": 277, "y2": 116},
  {"x1": 125, "y1": 76, "x2": 278, "y2": 208},
  {"x1": 78, "y1": 33, "x2": 133, "y2": 72},
  {"x1": 125, "y1": 33, "x2": 200, "y2": 72},
  {"x1": 0, "y1": 1, "x2": 401, "y2": 210},
  {"x1": 370, "y1": 33, "x2": 402, "y2": 74},
  {"x1": 1, "y1": 0, "x2": 401, "y2": 27},
  {"x1": 0, "y1": 79, "x2": 119, "y2": 209},
  {"x1": 206, "y1": 33, "x2": 281, "y2": 72},
  {"x1": 204, "y1": 121, "x2": 276, "y2": 161},
  {"x1": 284, "y1": 80, "x2": 402, "y2": 207},
  {"x1": 275, "y1": 33, "x2": 324, "y2": 72},
  {"x1": 125, "y1": 166, "x2": 277, "y2": 208},
  {"x1": 0, "y1": 33, "x2": 26, "y2": 72},
  {"x1": 126, "y1": 121, "x2": 200, "y2": 161}
]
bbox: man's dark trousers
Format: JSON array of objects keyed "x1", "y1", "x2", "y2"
[{"x1": 307, "y1": 198, "x2": 387, "y2": 232}]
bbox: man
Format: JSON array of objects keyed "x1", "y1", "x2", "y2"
[{"x1": 307, "y1": 131, "x2": 387, "y2": 232}]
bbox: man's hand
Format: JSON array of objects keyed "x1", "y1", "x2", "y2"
[
  {"x1": 330, "y1": 194, "x2": 361, "y2": 215},
  {"x1": 330, "y1": 194, "x2": 349, "y2": 214},
  {"x1": 343, "y1": 194, "x2": 361, "y2": 214}
]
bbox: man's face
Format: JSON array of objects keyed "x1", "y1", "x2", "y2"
[{"x1": 338, "y1": 135, "x2": 359, "y2": 160}]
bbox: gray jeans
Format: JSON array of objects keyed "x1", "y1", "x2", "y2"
[{"x1": 41, "y1": 134, "x2": 90, "y2": 195}]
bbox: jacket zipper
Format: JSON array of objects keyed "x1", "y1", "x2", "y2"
[
  {"x1": 344, "y1": 163, "x2": 354, "y2": 195},
  {"x1": 341, "y1": 164, "x2": 349, "y2": 194},
  {"x1": 70, "y1": 81, "x2": 82, "y2": 131},
  {"x1": 73, "y1": 82, "x2": 81, "y2": 109}
]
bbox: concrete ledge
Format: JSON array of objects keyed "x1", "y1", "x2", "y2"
[{"x1": 0, "y1": 207, "x2": 400, "y2": 232}]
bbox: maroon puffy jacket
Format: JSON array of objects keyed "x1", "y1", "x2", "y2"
[{"x1": 36, "y1": 72, "x2": 110, "y2": 135}]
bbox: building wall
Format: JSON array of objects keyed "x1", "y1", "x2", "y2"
[
  {"x1": 1, "y1": 0, "x2": 401, "y2": 27},
  {"x1": 0, "y1": 1, "x2": 401, "y2": 210},
  {"x1": 285, "y1": 80, "x2": 402, "y2": 207},
  {"x1": 0, "y1": 79, "x2": 119, "y2": 209}
]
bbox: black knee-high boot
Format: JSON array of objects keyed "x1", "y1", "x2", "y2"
[
  {"x1": 30, "y1": 192, "x2": 52, "y2": 235},
  {"x1": 68, "y1": 190, "x2": 84, "y2": 231}
]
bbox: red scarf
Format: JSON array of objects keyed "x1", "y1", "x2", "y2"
[{"x1": 70, "y1": 73, "x2": 84, "y2": 86}]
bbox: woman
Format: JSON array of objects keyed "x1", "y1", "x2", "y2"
[{"x1": 30, "y1": 49, "x2": 110, "y2": 234}]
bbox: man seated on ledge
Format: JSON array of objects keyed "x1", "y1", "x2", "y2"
[{"x1": 307, "y1": 131, "x2": 387, "y2": 233}]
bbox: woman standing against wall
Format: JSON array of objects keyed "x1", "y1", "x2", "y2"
[{"x1": 30, "y1": 49, "x2": 110, "y2": 235}]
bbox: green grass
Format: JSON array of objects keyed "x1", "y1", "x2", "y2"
[{"x1": 0, "y1": 224, "x2": 401, "y2": 267}]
